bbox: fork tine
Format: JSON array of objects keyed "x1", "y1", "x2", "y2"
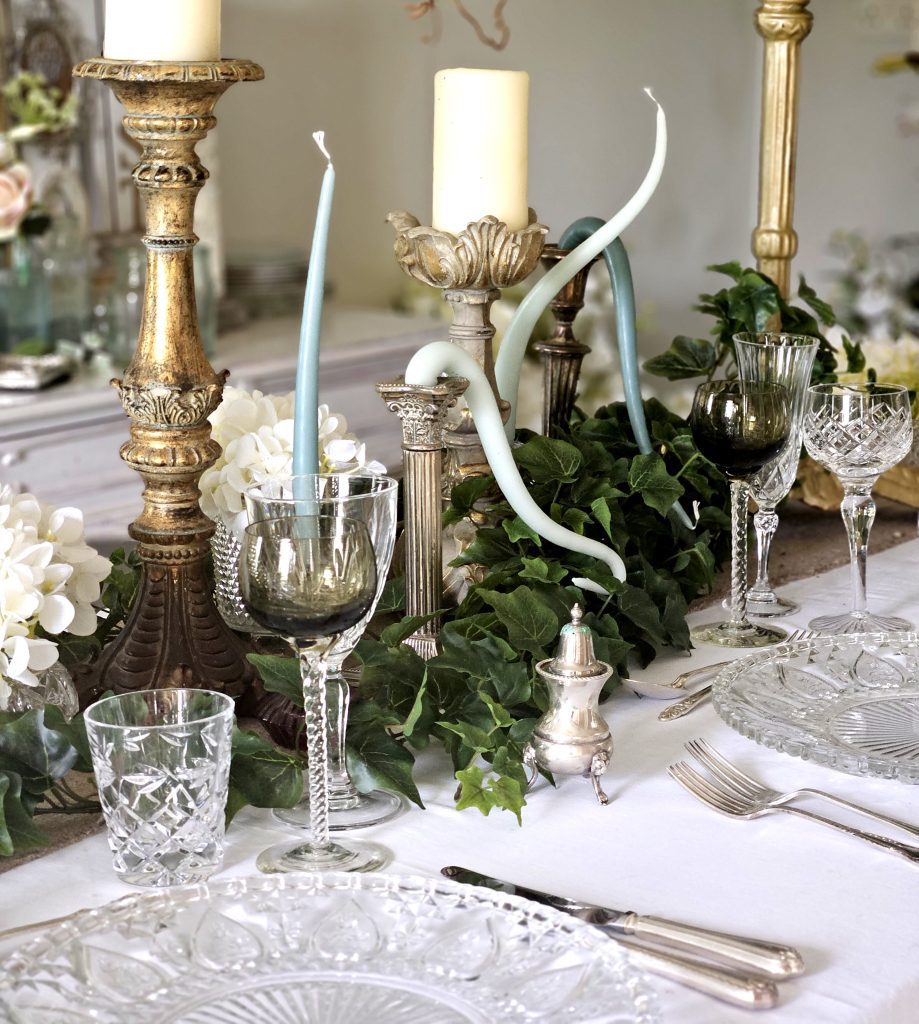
[
  {"x1": 685, "y1": 740, "x2": 764, "y2": 800},
  {"x1": 688, "y1": 739, "x2": 769, "y2": 798},
  {"x1": 668, "y1": 762, "x2": 750, "y2": 816}
]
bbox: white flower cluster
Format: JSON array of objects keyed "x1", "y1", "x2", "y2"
[
  {"x1": 0, "y1": 487, "x2": 112, "y2": 709},
  {"x1": 199, "y1": 387, "x2": 386, "y2": 536}
]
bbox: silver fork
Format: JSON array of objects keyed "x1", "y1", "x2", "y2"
[
  {"x1": 659, "y1": 627, "x2": 810, "y2": 722},
  {"x1": 685, "y1": 738, "x2": 919, "y2": 842},
  {"x1": 669, "y1": 759, "x2": 919, "y2": 866}
]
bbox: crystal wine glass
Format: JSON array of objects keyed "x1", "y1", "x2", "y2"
[
  {"x1": 690, "y1": 380, "x2": 791, "y2": 647},
  {"x1": 734, "y1": 331, "x2": 819, "y2": 617},
  {"x1": 246, "y1": 474, "x2": 400, "y2": 831},
  {"x1": 239, "y1": 514, "x2": 389, "y2": 873},
  {"x1": 803, "y1": 382, "x2": 914, "y2": 635}
]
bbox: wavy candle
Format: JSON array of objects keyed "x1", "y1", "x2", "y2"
[
  {"x1": 495, "y1": 89, "x2": 667, "y2": 439},
  {"x1": 104, "y1": 0, "x2": 221, "y2": 61},
  {"x1": 293, "y1": 132, "x2": 335, "y2": 481},
  {"x1": 405, "y1": 342, "x2": 626, "y2": 589}
]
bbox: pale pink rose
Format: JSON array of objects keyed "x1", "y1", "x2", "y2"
[{"x1": 0, "y1": 163, "x2": 32, "y2": 241}]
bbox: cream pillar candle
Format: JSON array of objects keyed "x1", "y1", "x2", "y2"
[
  {"x1": 104, "y1": 0, "x2": 221, "y2": 62},
  {"x1": 432, "y1": 68, "x2": 529, "y2": 235}
]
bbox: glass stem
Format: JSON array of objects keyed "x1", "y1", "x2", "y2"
[
  {"x1": 298, "y1": 644, "x2": 331, "y2": 850},
  {"x1": 750, "y1": 506, "x2": 779, "y2": 600},
  {"x1": 326, "y1": 669, "x2": 361, "y2": 807},
  {"x1": 728, "y1": 479, "x2": 751, "y2": 629},
  {"x1": 840, "y1": 484, "x2": 876, "y2": 618}
]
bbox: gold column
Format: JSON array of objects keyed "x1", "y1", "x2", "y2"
[
  {"x1": 752, "y1": 0, "x2": 813, "y2": 297},
  {"x1": 73, "y1": 58, "x2": 263, "y2": 702}
]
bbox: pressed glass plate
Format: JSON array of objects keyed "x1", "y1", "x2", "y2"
[
  {"x1": 0, "y1": 873, "x2": 659, "y2": 1024},
  {"x1": 713, "y1": 631, "x2": 919, "y2": 782}
]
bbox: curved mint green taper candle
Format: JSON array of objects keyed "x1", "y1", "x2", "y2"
[
  {"x1": 404, "y1": 342, "x2": 626, "y2": 588},
  {"x1": 560, "y1": 219, "x2": 693, "y2": 531},
  {"x1": 495, "y1": 88, "x2": 667, "y2": 441},
  {"x1": 293, "y1": 132, "x2": 335, "y2": 482}
]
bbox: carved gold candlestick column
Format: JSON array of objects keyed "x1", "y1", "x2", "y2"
[
  {"x1": 377, "y1": 377, "x2": 468, "y2": 659},
  {"x1": 752, "y1": 0, "x2": 813, "y2": 298},
  {"x1": 387, "y1": 211, "x2": 547, "y2": 489},
  {"x1": 534, "y1": 246, "x2": 599, "y2": 438},
  {"x1": 74, "y1": 58, "x2": 263, "y2": 702}
]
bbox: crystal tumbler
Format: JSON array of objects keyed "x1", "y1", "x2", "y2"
[{"x1": 85, "y1": 689, "x2": 235, "y2": 887}]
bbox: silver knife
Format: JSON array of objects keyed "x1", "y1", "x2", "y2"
[{"x1": 441, "y1": 866, "x2": 804, "y2": 981}]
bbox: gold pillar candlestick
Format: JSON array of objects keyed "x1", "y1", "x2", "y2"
[
  {"x1": 377, "y1": 377, "x2": 468, "y2": 659},
  {"x1": 534, "y1": 245, "x2": 599, "y2": 438},
  {"x1": 387, "y1": 211, "x2": 547, "y2": 487},
  {"x1": 752, "y1": 0, "x2": 813, "y2": 298},
  {"x1": 74, "y1": 57, "x2": 263, "y2": 701}
]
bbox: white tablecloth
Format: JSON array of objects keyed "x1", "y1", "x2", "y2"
[{"x1": 4, "y1": 537, "x2": 919, "y2": 1022}]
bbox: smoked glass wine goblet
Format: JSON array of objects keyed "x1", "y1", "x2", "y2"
[
  {"x1": 239, "y1": 514, "x2": 389, "y2": 873},
  {"x1": 803, "y1": 382, "x2": 914, "y2": 635},
  {"x1": 734, "y1": 331, "x2": 819, "y2": 617},
  {"x1": 246, "y1": 474, "x2": 400, "y2": 831},
  {"x1": 690, "y1": 380, "x2": 790, "y2": 647}
]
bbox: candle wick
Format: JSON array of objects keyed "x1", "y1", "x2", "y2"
[
  {"x1": 312, "y1": 130, "x2": 333, "y2": 167},
  {"x1": 643, "y1": 86, "x2": 662, "y2": 111}
]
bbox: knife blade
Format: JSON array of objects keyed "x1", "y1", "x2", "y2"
[{"x1": 441, "y1": 866, "x2": 804, "y2": 981}]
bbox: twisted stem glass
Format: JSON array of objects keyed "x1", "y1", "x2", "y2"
[
  {"x1": 803, "y1": 383, "x2": 914, "y2": 635},
  {"x1": 239, "y1": 514, "x2": 389, "y2": 873},
  {"x1": 689, "y1": 380, "x2": 790, "y2": 648},
  {"x1": 734, "y1": 331, "x2": 819, "y2": 617},
  {"x1": 246, "y1": 474, "x2": 400, "y2": 831}
]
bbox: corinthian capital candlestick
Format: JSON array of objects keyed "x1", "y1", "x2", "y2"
[
  {"x1": 74, "y1": 58, "x2": 263, "y2": 702},
  {"x1": 387, "y1": 211, "x2": 547, "y2": 487}
]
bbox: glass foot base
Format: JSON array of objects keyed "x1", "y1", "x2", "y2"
[
  {"x1": 691, "y1": 619, "x2": 788, "y2": 648},
  {"x1": 256, "y1": 838, "x2": 391, "y2": 875},
  {"x1": 808, "y1": 611, "x2": 913, "y2": 636},
  {"x1": 274, "y1": 789, "x2": 404, "y2": 831},
  {"x1": 722, "y1": 593, "x2": 799, "y2": 617}
]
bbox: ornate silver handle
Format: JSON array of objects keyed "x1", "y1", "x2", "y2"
[
  {"x1": 784, "y1": 805, "x2": 919, "y2": 864},
  {"x1": 794, "y1": 789, "x2": 919, "y2": 841},
  {"x1": 658, "y1": 684, "x2": 713, "y2": 721},
  {"x1": 616, "y1": 938, "x2": 779, "y2": 1010},
  {"x1": 622, "y1": 913, "x2": 804, "y2": 979}
]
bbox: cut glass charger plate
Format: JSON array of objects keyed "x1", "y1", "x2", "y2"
[
  {"x1": 0, "y1": 873, "x2": 659, "y2": 1024},
  {"x1": 713, "y1": 631, "x2": 919, "y2": 782}
]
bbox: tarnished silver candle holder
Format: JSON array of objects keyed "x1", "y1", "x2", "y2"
[
  {"x1": 524, "y1": 604, "x2": 613, "y2": 805},
  {"x1": 387, "y1": 211, "x2": 547, "y2": 488}
]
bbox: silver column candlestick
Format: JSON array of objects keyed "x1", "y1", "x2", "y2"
[
  {"x1": 377, "y1": 377, "x2": 468, "y2": 659},
  {"x1": 387, "y1": 211, "x2": 547, "y2": 489}
]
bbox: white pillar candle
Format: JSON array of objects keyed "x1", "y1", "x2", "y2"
[
  {"x1": 432, "y1": 68, "x2": 529, "y2": 235},
  {"x1": 104, "y1": 0, "x2": 221, "y2": 62}
]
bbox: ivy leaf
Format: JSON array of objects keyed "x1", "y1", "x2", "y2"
[
  {"x1": 628, "y1": 452, "x2": 685, "y2": 516},
  {"x1": 434, "y1": 631, "x2": 531, "y2": 707},
  {"x1": 438, "y1": 721, "x2": 496, "y2": 757},
  {"x1": 478, "y1": 692, "x2": 513, "y2": 730},
  {"x1": 519, "y1": 556, "x2": 566, "y2": 584},
  {"x1": 798, "y1": 275, "x2": 836, "y2": 326},
  {"x1": 477, "y1": 586, "x2": 559, "y2": 656},
  {"x1": 455, "y1": 763, "x2": 525, "y2": 824},
  {"x1": 643, "y1": 336, "x2": 718, "y2": 380},
  {"x1": 503, "y1": 516, "x2": 541, "y2": 545},
  {"x1": 347, "y1": 729, "x2": 423, "y2": 807},
  {"x1": 403, "y1": 669, "x2": 428, "y2": 739},
  {"x1": 513, "y1": 435, "x2": 582, "y2": 484},
  {"x1": 842, "y1": 334, "x2": 865, "y2": 374},
  {"x1": 248, "y1": 654, "x2": 303, "y2": 707},
  {"x1": 0, "y1": 771, "x2": 47, "y2": 856},
  {"x1": 380, "y1": 612, "x2": 440, "y2": 649},
  {"x1": 42, "y1": 707, "x2": 93, "y2": 774},
  {"x1": 375, "y1": 576, "x2": 406, "y2": 614},
  {"x1": 0, "y1": 710, "x2": 78, "y2": 792},
  {"x1": 226, "y1": 729, "x2": 303, "y2": 825}
]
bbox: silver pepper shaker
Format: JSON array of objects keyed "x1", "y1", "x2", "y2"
[{"x1": 523, "y1": 603, "x2": 614, "y2": 805}]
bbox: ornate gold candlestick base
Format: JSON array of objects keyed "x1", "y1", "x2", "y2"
[
  {"x1": 534, "y1": 245, "x2": 598, "y2": 438},
  {"x1": 74, "y1": 58, "x2": 263, "y2": 703},
  {"x1": 387, "y1": 211, "x2": 547, "y2": 489}
]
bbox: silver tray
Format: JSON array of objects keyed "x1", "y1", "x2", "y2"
[
  {"x1": 0, "y1": 872, "x2": 659, "y2": 1023},
  {"x1": 713, "y1": 632, "x2": 919, "y2": 782}
]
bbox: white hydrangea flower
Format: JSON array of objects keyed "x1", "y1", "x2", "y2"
[
  {"x1": 0, "y1": 486, "x2": 112, "y2": 708},
  {"x1": 200, "y1": 387, "x2": 386, "y2": 534}
]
